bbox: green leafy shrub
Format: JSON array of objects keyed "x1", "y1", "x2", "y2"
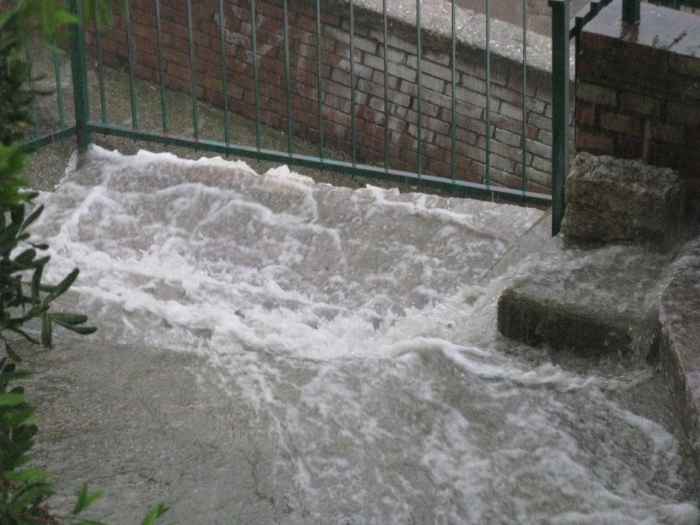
[
  {"x1": 0, "y1": 0, "x2": 167, "y2": 523},
  {"x1": 0, "y1": 144, "x2": 169, "y2": 524}
]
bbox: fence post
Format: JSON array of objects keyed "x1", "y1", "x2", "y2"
[
  {"x1": 68, "y1": 0, "x2": 91, "y2": 154},
  {"x1": 622, "y1": 0, "x2": 640, "y2": 24},
  {"x1": 549, "y1": 0, "x2": 570, "y2": 236}
]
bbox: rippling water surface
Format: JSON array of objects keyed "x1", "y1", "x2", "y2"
[{"x1": 32, "y1": 148, "x2": 700, "y2": 524}]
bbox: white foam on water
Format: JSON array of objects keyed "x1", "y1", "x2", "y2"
[{"x1": 32, "y1": 146, "x2": 700, "y2": 524}]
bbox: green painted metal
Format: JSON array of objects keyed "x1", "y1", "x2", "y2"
[
  {"x1": 250, "y1": 0, "x2": 262, "y2": 151},
  {"x1": 217, "y1": 0, "x2": 230, "y2": 146},
  {"x1": 124, "y1": 0, "x2": 138, "y2": 129},
  {"x1": 485, "y1": 0, "x2": 491, "y2": 187},
  {"x1": 156, "y1": 0, "x2": 169, "y2": 135},
  {"x1": 20, "y1": 127, "x2": 76, "y2": 153},
  {"x1": 94, "y1": 12, "x2": 107, "y2": 124},
  {"x1": 549, "y1": 0, "x2": 570, "y2": 236},
  {"x1": 24, "y1": 0, "x2": 587, "y2": 215},
  {"x1": 382, "y1": 0, "x2": 389, "y2": 171},
  {"x1": 623, "y1": 0, "x2": 641, "y2": 23},
  {"x1": 450, "y1": 0, "x2": 457, "y2": 188},
  {"x1": 283, "y1": 0, "x2": 294, "y2": 155},
  {"x1": 86, "y1": 121, "x2": 553, "y2": 206},
  {"x1": 24, "y1": 39, "x2": 39, "y2": 139},
  {"x1": 315, "y1": 0, "x2": 325, "y2": 160},
  {"x1": 349, "y1": 0, "x2": 357, "y2": 166},
  {"x1": 52, "y1": 46, "x2": 66, "y2": 131},
  {"x1": 547, "y1": 0, "x2": 615, "y2": 234},
  {"x1": 416, "y1": 0, "x2": 423, "y2": 183},
  {"x1": 521, "y1": 0, "x2": 528, "y2": 194},
  {"x1": 186, "y1": 0, "x2": 199, "y2": 144},
  {"x1": 68, "y1": 0, "x2": 90, "y2": 153}
]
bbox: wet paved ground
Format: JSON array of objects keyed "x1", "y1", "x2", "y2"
[{"x1": 455, "y1": 0, "x2": 592, "y2": 35}]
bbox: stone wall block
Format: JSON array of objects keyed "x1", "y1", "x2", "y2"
[{"x1": 561, "y1": 152, "x2": 685, "y2": 244}]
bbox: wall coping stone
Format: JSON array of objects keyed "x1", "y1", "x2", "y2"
[
  {"x1": 583, "y1": 0, "x2": 700, "y2": 58},
  {"x1": 300, "y1": 0, "x2": 556, "y2": 75}
]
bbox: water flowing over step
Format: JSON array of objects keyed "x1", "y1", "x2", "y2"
[
  {"x1": 497, "y1": 152, "x2": 700, "y2": 470},
  {"x1": 27, "y1": 147, "x2": 700, "y2": 524},
  {"x1": 497, "y1": 237, "x2": 674, "y2": 358}
]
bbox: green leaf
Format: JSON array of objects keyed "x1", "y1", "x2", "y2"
[
  {"x1": 40, "y1": 313, "x2": 52, "y2": 348},
  {"x1": 9, "y1": 481, "x2": 55, "y2": 510},
  {"x1": 5, "y1": 342, "x2": 22, "y2": 362},
  {"x1": 5, "y1": 407, "x2": 34, "y2": 427},
  {"x1": 0, "y1": 368, "x2": 30, "y2": 381},
  {"x1": 59, "y1": 324, "x2": 97, "y2": 336},
  {"x1": 9, "y1": 327, "x2": 40, "y2": 346},
  {"x1": 20, "y1": 203, "x2": 43, "y2": 231},
  {"x1": 0, "y1": 392, "x2": 25, "y2": 406},
  {"x1": 49, "y1": 313, "x2": 89, "y2": 325},
  {"x1": 31, "y1": 261, "x2": 44, "y2": 304},
  {"x1": 71, "y1": 483, "x2": 105, "y2": 516},
  {"x1": 43, "y1": 267, "x2": 79, "y2": 303},
  {"x1": 5, "y1": 468, "x2": 49, "y2": 483},
  {"x1": 50, "y1": 313, "x2": 97, "y2": 335},
  {"x1": 14, "y1": 248, "x2": 36, "y2": 266},
  {"x1": 140, "y1": 502, "x2": 169, "y2": 525}
]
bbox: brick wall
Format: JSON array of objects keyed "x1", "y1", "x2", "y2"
[
  {"x1": 576, "y1": 0, "x2": 700, "y2": 201},
  {"x1": 86, "y1": 0, "x2": 558, "y2": 193}
]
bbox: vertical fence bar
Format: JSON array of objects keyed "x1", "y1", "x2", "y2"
[
  {"x1": 416, "y1": 0, "x2": 423, "y2": 183},
  {"x1": 549, "y1": 0, "x2": 570, "y2": 235},
  {"x1": 52, "y1": 46, "x2": 66, "y2": 130},
  {"x1": 485, "y1": 0, "x2": 491, "y2": 187},
  {"x1": 218, "y1": 0, "x2": 230, "y2": 146},
  {"x1": 350, "y1": 0, "x2": 357, "y2": 166},
  {"x1": 451, "y1": 0, "x2": 457, "y2": 189},
  {"x1": 383, "y1": 0, "x2": 389, "y2": 170},
  {"x1": 69, "y1": 0, "x2": 91, "y2": 152},
  {"x1": 251, "y1": 0, "x2": 262, "y2": 151},
  {"x1": 156, "y1": 0, "x2": 169, "y2": 135},
  {"x1": 283, "y1": 0, "x2": 293, "y2": 154},
  {"x1": 94, "y1": 11, "x2": 107, "y2": 124},
  {"x1": 521, "y1": 0, "x2": 528, "y2": 194},
  {"x1": 24, "y1": 40, "x2": 39, "y2": 139},
  {"x1": 124, "y1": 0, "x2": 138, "y2": 129},
  {"x1": 315, "y1": 0, "x2": 325, "y2": 160},
  {"x1": 186, "y1": 0, "x2": 199, "y2": 142},
  {"x1": 622, "y1": 0, "x2": 641, "y2": 23}
]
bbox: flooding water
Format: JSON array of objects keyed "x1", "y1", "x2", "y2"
[{"x1": 30, "y1": 147, "x2": 700, "y2": 524}]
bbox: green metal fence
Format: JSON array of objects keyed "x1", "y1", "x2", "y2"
[{"x1": 20, "y1": 0, "x2": 624, "y2": 234}]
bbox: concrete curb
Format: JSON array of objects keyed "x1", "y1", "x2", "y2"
[
  {"x1": 660, "y1": 237, "x2": 700, "y2": 464},
  {"x1": 497, "y1": 236, "x2": 673, "y2": 358}
]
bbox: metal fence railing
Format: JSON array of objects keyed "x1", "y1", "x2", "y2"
[
  {"x1": 21, "y1": 0, "x2": 647, "y2": 234},
  {"x1": 549, "y1": 0, "x2": 641, "y2": 233}
]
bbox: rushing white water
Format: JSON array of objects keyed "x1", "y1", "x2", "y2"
[{"x1": 33, "y1": 147, "x2": 700, "y2": 524}]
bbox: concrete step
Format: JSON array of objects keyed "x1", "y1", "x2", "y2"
[
  {"x1": 497, "y1": 237, "x2": 676, "y2": 358},
  {"x1": 660, "y1": 237, "x2": 700, "y2": 461}
]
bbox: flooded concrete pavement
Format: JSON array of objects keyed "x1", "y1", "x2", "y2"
[{"x1": 19, "y1": 149, "x2": 700, "y2": 524}]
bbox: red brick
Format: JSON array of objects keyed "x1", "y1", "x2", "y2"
[
  {"x1": 669, "y1": 54, "x2": 700, "y2": 78},
  {"x1": 576, "y1": 103, "x2": 596, "y2": 127},
  {"x1": 576, "y1": 130, "x2": 614, "y2": 155},
  {"x1": 651, "y1": 122, "x2": 685, "y2": 145},
  {"x1": 576, "y1": 51, "x2": 599, "y2": 79},
  {"x1": 619, "y1": 91, "x2": 659, "y2": 116},
  {"x1": 577, "y1": 82, "x2": 617, "y2": 106},
  {"x1": 615, "y1": 135, "x2": 644, "y2": 160},
  {"x1": 667, "y1": 101, "x2": 700, "y2": 126},
  {"x1": 600, "y1": 111, "x2": 641, "y2": 136}
]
